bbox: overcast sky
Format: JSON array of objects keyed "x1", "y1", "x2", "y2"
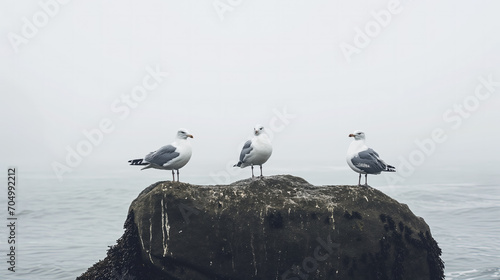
[{"x1": 1, "y1": 0, "x2": 499, "y2": 186}]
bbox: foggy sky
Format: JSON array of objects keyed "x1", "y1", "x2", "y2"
[{"x1": 1, "y1": 0, "x2": 499, "y2": 186}]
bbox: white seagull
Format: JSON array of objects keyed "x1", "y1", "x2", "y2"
[
  {"x1": 129, "y1": 129, "x2": 193, "y2": 182},
  {"x1": 234, "y1": 125, "x2": 273, "y2": 178},
  {"x1": 346, "y1": 130, "x2": 395, "y2": 186}
]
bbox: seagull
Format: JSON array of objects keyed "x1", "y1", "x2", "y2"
[
  {"x1": 346, "y1": 130, "x2": 395, "y2": 186},
  {"x1": 234, "y1": 125, "x2": 273, "y2": 178},
  {"x1": 129, "y1": 129, "x2": 193, "y2": 182}
]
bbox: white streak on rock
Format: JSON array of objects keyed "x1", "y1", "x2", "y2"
[
  {"x1": 149, "y1": 217, "x2": 154, "y2": 264},
  {"x1": 161, "y1": 197, "x2": 170, "y2": 257},
  {"x1": 327, "y1": 204, "x2": 336, "y2": 230},
  {"x1": 138, "y1": 220, "x2": 146, "y2": 251},
  {"x1": 250, "y1": 233, "x2": 257, "y2": 275},
  {"x1": 229, "y1": 242, "x2": 235, "y2": 271}
]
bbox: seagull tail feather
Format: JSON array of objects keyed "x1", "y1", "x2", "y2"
[
  {"x1": 385, "y1": 165, "x2": 396, "y2": 172},
  {"x1": 140, "y1": 164, "x2": 153, "y2": 170},
  {"x1": 233, "y1": 161, "x2": 242, "y2": 168},
  {"x1": 129, "y1": 159, "x2": 149, "y2": 166}
]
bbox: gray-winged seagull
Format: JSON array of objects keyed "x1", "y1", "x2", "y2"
[
  {"x1": 346, "y1": 130, "x2": 395, "y2": 186},
  {"x1": 234, "y1": 125, "x2": 273, "y2": 178},
  {"x1": 129, "y1": 129, "x2": 193, "y2": 182}
]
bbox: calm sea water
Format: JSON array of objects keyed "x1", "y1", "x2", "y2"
[{"x1": 1, "y1": 170, "x2": 499, "y2": 280}]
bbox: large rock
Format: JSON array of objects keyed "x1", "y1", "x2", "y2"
[{"x1": 77, "y1": 175, "x2": 444, "y2": 280}]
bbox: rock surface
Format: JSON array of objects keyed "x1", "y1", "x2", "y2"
[{"x1": 77, "y1": 175, "x2": 444, "y2": 280}]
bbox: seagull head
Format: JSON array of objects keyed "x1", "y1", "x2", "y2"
[
  {"x1": 177, "y1": 129, "x2": 194, "y2": 139},
  {"x1": 254, "y1": 125, "x2": 265, "y2": 136},
  {"x1": 349, "y1": 130, "x2": 365, "y2": 140}
]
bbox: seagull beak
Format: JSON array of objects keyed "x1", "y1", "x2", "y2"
[
  {"x1": 349, "y1": 134, "x2": 355, "y2": 137},
  {"x1": 187, "y1": 134, "x2": 194, "y2": 138}
]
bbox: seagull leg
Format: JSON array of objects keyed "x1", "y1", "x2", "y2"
[
  {"x1": 260, "y1": 165, "x2": 263, "y2": 178},
  {"x1": 177, "y1": 170, "x2": 180, "y2": 182},
  {"x1": 364, "y1": 174, "x2": 368, "y2": 186},
  {"x1": 251, "y1": 164, "x2": 255, "y2": 179},
  {"x1": 171, "y1": 170, "x2": 175, "y2": 182},
  {"x1": 358, "y1": 173, "x2": 361, "y2": 186}
]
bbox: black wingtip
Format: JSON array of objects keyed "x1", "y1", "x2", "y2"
[
  {"x1": 129, "y1": 159, "x2": 148, "y2": 166},
  {"x1": 386, "y1": 165, "x2": 396, "y2": 172}
]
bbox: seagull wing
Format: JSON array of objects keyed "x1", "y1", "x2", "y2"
[
  {"x1": 351, "y1": 148, "x2": 387, "y2": 174},
  {"x1": 233, "y1": 140, "x2": 254, "y2": 167},
  {"x1": 239, "y1": 140, "x2": 253, "y2": 162},
  {"x1": 144, "y1": 145, "x2": 180, "y2": 166}
]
